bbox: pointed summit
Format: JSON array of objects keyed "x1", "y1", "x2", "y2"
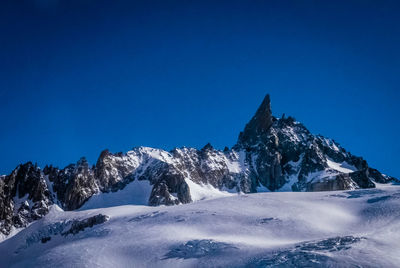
[
  {"x1": 237, "y1": 94, "x2": 273, "y2": 145},
  {"x1": 251, "y1": 94, "x2": 273, "y2": 131}
]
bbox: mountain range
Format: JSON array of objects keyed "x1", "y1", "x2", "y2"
[{"x1": 0, "y1": 94, "x2": 397, "y2": 237}]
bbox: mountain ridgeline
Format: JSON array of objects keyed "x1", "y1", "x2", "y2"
[{"x1": 0, "y1": 95, "x2": 397, "y2": 236}]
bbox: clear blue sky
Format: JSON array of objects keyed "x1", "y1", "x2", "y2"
[{"x1": 0, "y1": 0, "x2": 399, "y2": 178}]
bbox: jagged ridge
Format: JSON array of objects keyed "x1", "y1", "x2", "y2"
[{"x1": 0, "y1": 94, "x2": 397, "y2": 236}]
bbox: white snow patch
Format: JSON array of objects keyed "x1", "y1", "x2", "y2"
[
  {"x1": 49, "y1": 204, "x2": 64, "y2": 213},
  {"x1": 137, "y1": 147, "x2": 174, "y2": 164},
  {"x1": 224, "y1": 156, "x2": 241, "y2": 173},
  {"x1": 185, "y1": 179, "x2": 234, "y2": 202},
  {"x1": 326, "y1": 158, "x2": 357, "y2": 174},
  {"x1": 79, "y1": 180, "x2": 153, "y2": 210},
  {"x1": 306, "y1": 169, "x2": 338, "y2": 183}
]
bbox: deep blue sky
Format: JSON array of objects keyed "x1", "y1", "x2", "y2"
[{"x1": 0, "y1": 0, "x2": 399, "y2": 178}]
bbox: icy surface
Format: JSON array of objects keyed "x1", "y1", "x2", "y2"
[
  {"x1": 165, "y1": 239, "x2": 238, "y2": 259},
  {"x1": 247, "y1": 236, "x2": 365, "y2": 267},
  {"x1": 0, "y1": 185, "x2": 399, "y2": 267}
]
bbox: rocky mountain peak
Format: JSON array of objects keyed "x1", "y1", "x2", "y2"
[
  {"x1": 238, "y1": 94, "x2": 274, "y2": 146},
  {"x1": 201, "y1": 143, "x2": 214, "y2": 152},
  {"x1": 76, "y1": 157, "x2": 90, "y2": 170},
  {"x1": 0, "y1": 93, "x2": 398, "y2": 237}
]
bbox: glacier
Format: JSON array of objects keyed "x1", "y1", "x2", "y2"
[{"x1": 0, "y1": 183, "x2": 399, "y2": 267}]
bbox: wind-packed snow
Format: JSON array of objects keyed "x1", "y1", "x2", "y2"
[
  {"x1": 1, "y1": 184, "x2": 399, "y2": 267},
  {"x1": 303, "y1": 157, "x2": 358, "y2": 185},
  {"x1": 185, "y1": 179, "x2": 234, "y2": 201},
  {"x1": 326, "y1": 158, "x2": 357, "y2": 174},
  {"x1": 223, "y1": 154, "x2": 242, "y2": 174},
  {"x1": 79, "y1": 179, "x2": 153, "y2": 210}
]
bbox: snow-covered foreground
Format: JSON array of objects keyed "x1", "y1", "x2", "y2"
[{"x1": 1, "y1": 185, "x2": 400, "y2": 267}]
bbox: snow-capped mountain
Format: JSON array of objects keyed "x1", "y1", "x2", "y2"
[{"x1": 0, "y1": 94, "x2": 397, "y2": 237}]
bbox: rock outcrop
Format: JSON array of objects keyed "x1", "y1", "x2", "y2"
[
  {"x1": 43, "y1": 157, "x2": 98, "y2": 211},
  {"x1": 0, "y1": 163, "x2": 52, "y2": 235}
]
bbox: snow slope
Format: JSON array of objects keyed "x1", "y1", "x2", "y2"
[
  {"x1": 1, "y1": 184, "x2": 400, "y2": 267},
  {"x1": 326, "y1": 158, "x2": 357, "y2": 174},
  {"x1": 79, "y1": 179, "x2": 153, "y2": 210}
]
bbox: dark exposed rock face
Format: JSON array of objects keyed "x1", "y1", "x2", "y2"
[
  {"x1": 238, "y1": 94, "x2": 273, "y2": 146},
  {"x1": 0, "y1": 94, "x2": 397, "y2": 236},
  {"x1": 149, "y1": 182, "x2": 180, "y2": 206},
  {"x1": 233, "y1": 95, "x2": 385, "y2": 193},
  {"x1": 61, "y1": 214, "x2": 109, "y2": 236},
  {"x1": 44, "y1": 157, "x2": 98, "y2": 211},
  {"x1": 94, "y1": 149, "x2": 136, "y2": 192},
  {"x1": 0, "y1": 163, "x2": 52, "y2": 235},
  {"x1": 367, "y1": 168, "x2": 397, "y2": 183}
]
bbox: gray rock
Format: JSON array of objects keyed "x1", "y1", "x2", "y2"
[
  {"x1": 0, "y1": 162, "x2": 52, "y2": 235},
  {"x1": 62, "y1": 214, "x2": 109, "y2": 236}
]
